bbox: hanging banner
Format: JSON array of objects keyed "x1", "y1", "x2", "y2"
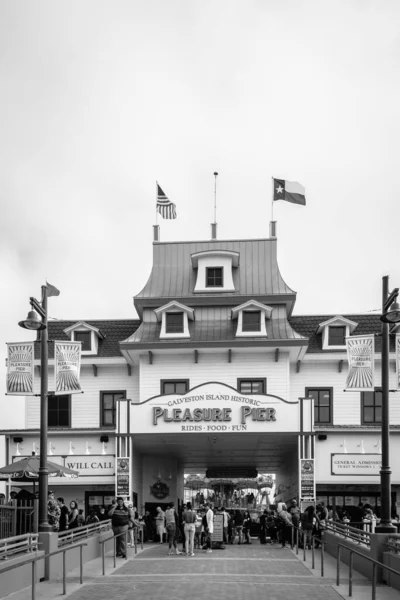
[
  {"x1": 116, "y1": 457, "x2": 130, "y2": 497},
  {"x1": 345, "y1": 335, "x2": 375, "y2": 390},
  {"x1": 6, "y1": 342, "x2": 35, "y2": 395},
  {"x1": 299, "y1": 459, "x2": 315, "y2": 500},
  {"x1": 54, "y1": 341, "x2": 82, "y2": 394},
  {"x1": 396, "y1": 334, "x2": 400, "y2": 389}
]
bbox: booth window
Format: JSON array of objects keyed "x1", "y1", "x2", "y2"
[
  {"x1": 48, "y1": 395, "x2": 71, "y2": 428},
  {"x1": 361, "y1": 390, "x2": 382, "y2": 424},
  {"x1": 161, "y1": 380, "x2": 189, "y2": 395},
  {"x1": 306, "y1": 388, "x2": 333, "y2": 424},
  {"x1": 74, "y1": 330, "x2": 91, "y2": 351},
  {"x1": 100, "y1": 391, "x2": 126, "y2": 427},
  {"x1": 206, "y1": 267, "x2": 223, "y2": 287},
  {"x1": 238, "y1": 379, "x2": 266, "y2": 394},
  {"x1": 166, "y1": 312, "x2": 184, "y2": 333},
  {"x1": 242, "y1": 311, "x2": 261, "y2": 332},
  {"x1": 328, "y1": 326, "x2": 346, "y2": 346}
]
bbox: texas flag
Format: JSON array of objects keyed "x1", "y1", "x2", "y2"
[{"x1": 273, "y1": 178, "x2": 306, "y2": 205}]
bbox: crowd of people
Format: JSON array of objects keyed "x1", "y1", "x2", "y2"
[{"x1": 47, "y1": 490, "x2": 109, "y2": 532}]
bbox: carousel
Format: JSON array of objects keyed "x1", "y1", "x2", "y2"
[{"x1": 183, "y1": 473, "x2": 274, "y2": 512}]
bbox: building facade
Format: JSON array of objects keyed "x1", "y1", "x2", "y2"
[{"x1": 2, "y1": 229, "x2": 400, "y2": 518}]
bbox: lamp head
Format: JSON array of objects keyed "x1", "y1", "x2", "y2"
[
  {"x1": 380, "y1": 301, "x2": 400, "y2": 324},
  {"x1": 18, "y1": 310, "x2": 46, "y2": 330}
]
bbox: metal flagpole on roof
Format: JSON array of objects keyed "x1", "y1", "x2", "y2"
[
  {"x1": 155, "y1": 181, "x2": 159, "y2": 226},
  {"x1": 271, "y1": 177, "x2": 274, "y2": 223}
]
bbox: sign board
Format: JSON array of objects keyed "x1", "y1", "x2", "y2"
[
  {"x1": 212, "y1": 514, "x2": 224, "y2": 543},
  {"x1": 7, "y1": 342, "x2": 35, "y2": 395},
  {"x1": 331, "y1": 454, "x2": 381, "y2": 476},
  {"x1": 13, "y1": 455, "x2": 115, "y2": 477},
  {"x1": 54, "y1": 341, "x2": 82, "y2": 395},
  {"x1": 116, "y1": 457, "x2": 130, "y2": 497},
  {"x1": 206, "y1": 467, "x2": 257, "y2": 479},
  {"x1": 299, "y1": 459, "x2": 315, "y2": 500},
  {"x1": 131, "y1": 382, "x2": 305, "y2": 434},
  {"x1": 345, "y1": 335, "x2": 374, "y2": 390}
]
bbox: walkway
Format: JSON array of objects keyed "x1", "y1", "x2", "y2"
[{"x1": 3, "y1": 540, "x2": 400, "y2": 600}]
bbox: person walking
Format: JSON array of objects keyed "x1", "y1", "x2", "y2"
[
  {"x1": 155, "y1": 506, "x2": 165, "y2": 543},
  {"x1": 205, "y1": 503, "x2": 214, "y2": 553},
  {"x1": 182, "y1": 501, "x2": 197, "y2": 556},
  {"x1": 165, "y1": 501, "x2": 182, "y2": 555},
  {"x1": 108, "y1": 497, "x2": 133, "y2": 558}
]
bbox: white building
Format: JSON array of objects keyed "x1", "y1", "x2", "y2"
[{"x1": 2, "y1": 227, "x2": 399, "y2": 518}]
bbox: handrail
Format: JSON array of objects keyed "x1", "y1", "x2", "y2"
[
  {"x1": 336, "y1": 542, "x2": 400, "y2": 600},
  {"x1": 325, "y1": 520, "x2": 371, "y2": 548},
  {"x1": 98, "y1": 527, "x2": 144, "y2": 576},
  {"x1": 58, "y1": 520, "x2": 112, "y2": 547},
  {"x1": 290, "y1": 523, "x2": 326, "y2": 576},
  {"x1": 0, "y1": 540, "x2": 88, "y2": 599},
  {"x1": 0, "y1": 533, "x2": 39, "y2": 560}
]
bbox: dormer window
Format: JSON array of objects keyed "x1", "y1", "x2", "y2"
[
  {"x1": 166, "y1": 312, "x2": 184, "y2": 333},
  {"x1": 232, "y1": 300, "x2": 272, "y2": 338},
  {"x1": 63, "y1": 321, "x2": 105, "y2": 356},
  {"x1": 206, "y1": 267, "x2": 223, "y2": 288},
  {"x1": 328, "y1": 326, "x2": 345, "y2": 346},
  {"x1": 317, "y1": 316, "x2": 358, "y2": 350},
  {"x1": 191, "y1": 250, "x2": 239, "y2": 293},
  {"x1": 242, "y1": 311, "x2": 261, "y2": 332},
  {"x1": 74, "y1": 331, "x2": 92, "y2": 351},
  {"x1": 155, "y1": 301, "x2": 194, "y2": 339}
]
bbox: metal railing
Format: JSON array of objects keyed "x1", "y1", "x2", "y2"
[
  {"x1": 0, "y1": 533, "x2": 39, "y2": 560},
  {"x1": 336, "y1": 542, "x2": 400, "y2": 600},
  {"x1": 0, "y1": 540, "x2": 87, "y2": 599},
  {"x1": 387, "y1": 534, "x2": 400, "y2": 555},
  {"x1": 0, "y1": 500, "x2": 37, "y2": 539},
  {"x1": 58, "y1": 520, "x2": 112, "y2": 547},
  {"x1": 99, "y1": 527, "x2": 143, "y2": 576},
  {"x1": 325, "y1": 520, "x2": 371, "y2": 548},
  {"x1": 290, "y1": 524, "x2": 326, "y2": 576}
]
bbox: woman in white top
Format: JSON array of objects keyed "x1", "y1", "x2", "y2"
[
  {"x1": 205, "y1": 503, "x2": 214, "y2": 553},
  {"x1": 182, "y1": 502, "x2": 197, "y2": 556}
]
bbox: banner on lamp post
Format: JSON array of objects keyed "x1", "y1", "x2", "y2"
[
  {"x1": 396, "y1": 335, "x2": 400, "y2": 389},
  {"x1": 6, "y1": 342, "x2": 35, "y2": 395},
  {"x1": 54, "y1": 341, "x2": 82, "y2": 394},
  {"x1": 345, "y1": 335, "x2": 375, "y2": 390}
]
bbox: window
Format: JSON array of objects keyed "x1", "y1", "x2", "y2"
[
  {"x1": 306, "y1": 388, "x2": 333, "y2": 424},
  {"x1": 238, "y1": 379, "x2": 266, "y2": 394},
  {"x1": 48, "y1": 395, "x2": 70, "y2": 428},
  {"x1": 361, "y1": 391, "x2": 382, "y2": 424},
  {"x1": 166, "y1": 312, "x2": 184, "y2": 333},
  {"x1": 206, "y1": 267, "x2": 223, "y2": 287},
  {"x1": 74, "y1": 331, "x2": 91, "y2": 351},
  {"x1": 100, "y1": 391, "x2": 126, "y2": 427},
  {"x1": 161, "y1": 380, "x2": 189, "y2": 395},
  {"x1": 242, "y1": 311, "x2": 261, "y2": 332},
  {"x1": 328, "y1": 326, "x2": 346, "y2": 346}
]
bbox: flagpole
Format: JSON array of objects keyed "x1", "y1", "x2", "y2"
[
  {"x1": 155, "y1": 181, "x2": 158, "y2": 226},
  {"x1": 271, "y1": 177, "x2": 274, "y2": 223}
]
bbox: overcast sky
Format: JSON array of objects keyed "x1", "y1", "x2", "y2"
[{"x1": 1, "y1": 1, "x2": 399, "y2": 428}]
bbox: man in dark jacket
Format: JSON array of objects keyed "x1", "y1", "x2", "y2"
[{"x1": 108, "y1": 497, "x2": 133, "y2": 558}]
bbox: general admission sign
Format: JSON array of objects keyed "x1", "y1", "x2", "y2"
[{"x1": 131, "y1": 382, "x2": 312, "y2": 434}]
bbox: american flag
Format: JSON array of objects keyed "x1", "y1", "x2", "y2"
[{"x1": 156, "y1": 183, "x2": 177, "y2": 219}]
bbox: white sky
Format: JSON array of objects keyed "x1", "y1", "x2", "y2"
[{"x1": 1, "y1": 1, "x2": 400, "y2": 428}]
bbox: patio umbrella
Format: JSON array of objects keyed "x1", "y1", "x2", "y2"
[{"x1": 0, "y1": 455, "x2": 79, "y2": 481}]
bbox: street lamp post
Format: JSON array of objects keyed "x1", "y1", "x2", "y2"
[
  {"x1": 375, "y1": 275, "x2": 400, "y2": 534},
  {"x1": 19, "y1": 284, "x2": 52, "y2": 532}
]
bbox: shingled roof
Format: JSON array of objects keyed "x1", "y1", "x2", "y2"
[
  {"x1": 289, "y1": 313, "x2": 391, "y2": 353},
  {"x1": 35, "y1": 319, "x2": 140, "y2": 359}
]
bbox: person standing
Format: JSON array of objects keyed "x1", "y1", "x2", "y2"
[
  {"x1": 205, "y1": 503, "x2": 214, "y2": 554},
  {"x1": 165, "y1": 501, "x2": 181, "y2": 555},
  {"x1": 182, "y1": 501, "x2": 197, "y2": 556},
  {"x1": 234, "y1": 509, "x2": 244, "y2": 544},
  {"x1": 278, "y1": 503, "x2": 293, "y2": 548},
  {"x1": 220, "y1": 506, "x2": 230, "y2": 544},
  {"x1": 243, "y1": 510, "x2": 252, "y2": 544},
  {"x1": 47, "y1": 490, "x2": 61, "y2": 532},
  {"x1": 155, "y1": 506, "x2": 165, "y2": 543},
  {"x1": 289, "y1": 499, "x2": 301, "y2": 530},
  {"x1": 68, "y1": 500, "x2": 79, "y2": 529},
  {"x1": 108, "y1": 497, "x2": 133, "y2": 558},
  {"x1": 57, "y1": 497, "x2": 69, "y2": 532}
]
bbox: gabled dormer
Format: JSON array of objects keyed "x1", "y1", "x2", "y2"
[
  {"x1": 154, "y1": 301, "x2": 195, "y2": 339},
  {"x1": 317, "y1": 316, "x2": 358, "y2": 350},
  {"x1": 63, "y1": 321, "x2": 105, "y2": 356},
  {"x1": 231, "y1": 300, "x2": 273, "y2": 337},
  {"x1": 191, "y1": 250, "x2": 239, "y2": 293}
]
